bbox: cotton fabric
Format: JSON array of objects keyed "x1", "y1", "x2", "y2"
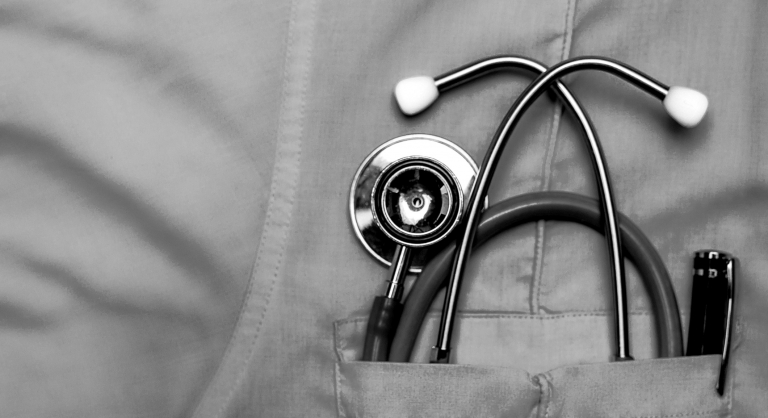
[{"x1": 0, "y1": 1, "x2": 766, "y2": 416}]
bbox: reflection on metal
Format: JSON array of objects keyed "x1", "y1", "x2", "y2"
[
  {"x1": 349, "y1": 134, "x2": 478, "y2": 272},
  {"x1": 373, "y1": 159, "x2": 459, "y2": 247}
]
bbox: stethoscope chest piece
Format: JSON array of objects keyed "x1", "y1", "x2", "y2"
[{"x1": 350, "y1": 134, "x2": 478, "y2": 272}]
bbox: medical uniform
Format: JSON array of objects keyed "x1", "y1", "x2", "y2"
[{"x1": 0, "y1": 1, "x2": 765, "y2": 416}]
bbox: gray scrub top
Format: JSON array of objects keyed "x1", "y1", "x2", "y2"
[{"x1": 0, "y1": 0, "x2": 766, "y2": 417}]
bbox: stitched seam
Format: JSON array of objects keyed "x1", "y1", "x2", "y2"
[
  {"x1": 532, "y1": 372, "x2": 553, "y2": 418},
  {"x1": 213, "y1": 0, "x2": 313, "y2": 412},
  {"x1": 190, "y1": 0, "x2": 317, "y2": 415},
  {"x1": 188, "y1": 17, "x2": 293, "y2": 418},
  {"x1": 333, "y1": 321, "x2": 343, "y2": 362},
  {"x1": 533, "y1": 375, "x2": 545, "y2": 418},
  {"x1": 451, "y1": 311, "x2": 648, "y2": 319},
  {"x1": 433, "y1": 311, "x2": 653, "y2": 319},
  {"x1": 335, "y1": 317, "x2": 368, "y2": 327},
  {"x1": 544, "y1": 372, "x2": 554, "y2": 418},
  {"x1": 336, "y1": 312, "x2": 653, "y2": 324},
  {"x1": 212, "y1": 11, "x2": 296, "y2": 412},
  {"x1": 334, "y1": 362, "x2": 345, "y2": 418},
  {"x1": 531, "y1": 0, "x2": 576, "y2": 315},
  {"x1": 541, "y1": 308, "x2": 654, "y2": 314},
  {"x1": 530, "y1": 221, "x2": 545, "y2": 314},
  {"x1": 632, "y1": 409, "x2": 729, "y2": 418}
]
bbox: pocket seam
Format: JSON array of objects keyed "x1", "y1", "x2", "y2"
[
  {"x1": 333, "y1": 316, "x2": 737, "y2": 417},
  {"x1": 335, "y1": 357, "x2": 731, "y2": 418},
  {"x1": 632, "y1": 408, "x2": 728, "y2": 418},
  {"x1": 334, "y1": 361, "x2": 541, "y2": 418},
  {"x1": 334, "y1": 317, "x2": 367, "y2": 362},
  {"x1": 539, "y1": 372, "x2": 554, "y2": 418},
  {"x1": 334, "y1": 362, "x2": 345, "y2": 418}
]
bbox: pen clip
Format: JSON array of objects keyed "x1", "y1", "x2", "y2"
[{"x1": 716, "y1": 257, "x2": 735, "y2": 396}]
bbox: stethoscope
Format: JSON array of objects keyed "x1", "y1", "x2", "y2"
[{"x1": 349, "y1": 55, "x2": 733, "y2": 395}]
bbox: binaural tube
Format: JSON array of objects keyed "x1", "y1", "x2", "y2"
[{"x1": 429, "y1": 57, "x2": 679, "y2": 363}]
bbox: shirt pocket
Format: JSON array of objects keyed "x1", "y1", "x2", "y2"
[
  {"x1": 335, "y1": 361, "x2": 541, "y2": 417},
  {"x1": 333, "y1": 315, "x2": 732, "y2": 418},
  {"x1": 540, "y1": 355, "x2": 731, "y2": 418}
]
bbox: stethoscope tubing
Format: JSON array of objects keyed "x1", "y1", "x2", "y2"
[
  {"x1": 434, "y1": 57, "x2": 671, "y2": 362},
  {"x1": 389, "y1": 191, "x2": 684, "y2": 362}
]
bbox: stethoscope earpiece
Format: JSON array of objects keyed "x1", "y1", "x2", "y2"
[
  {"x1": 663, "y1": 86, "x2": 709, "y2": 128},
  {"x1": 394, "y1": 76, "x2": 438, "y2": 116}
]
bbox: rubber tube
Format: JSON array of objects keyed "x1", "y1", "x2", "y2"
[
  {"x1": 362, "y1": 296, "x2": 404, "y2": 361},
  {"x1": 388, "y1": 191, "x2": 683, "y2": 362}
]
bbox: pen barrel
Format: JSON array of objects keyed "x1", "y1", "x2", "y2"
[{"x1": 686, "y1": 250, "x2": 732, "y2": 356}]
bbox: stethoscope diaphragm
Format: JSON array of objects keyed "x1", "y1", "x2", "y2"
[{"x1": 349, "y1": 134, "x2": 478, "y2": 272}]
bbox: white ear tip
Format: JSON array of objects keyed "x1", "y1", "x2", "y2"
[
  {"x1": 663, "y1": 86, "x2": 709, "y2": 128},
  {"x1": 394, "y1": 76, "x2": 439, "y2": 116}
]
